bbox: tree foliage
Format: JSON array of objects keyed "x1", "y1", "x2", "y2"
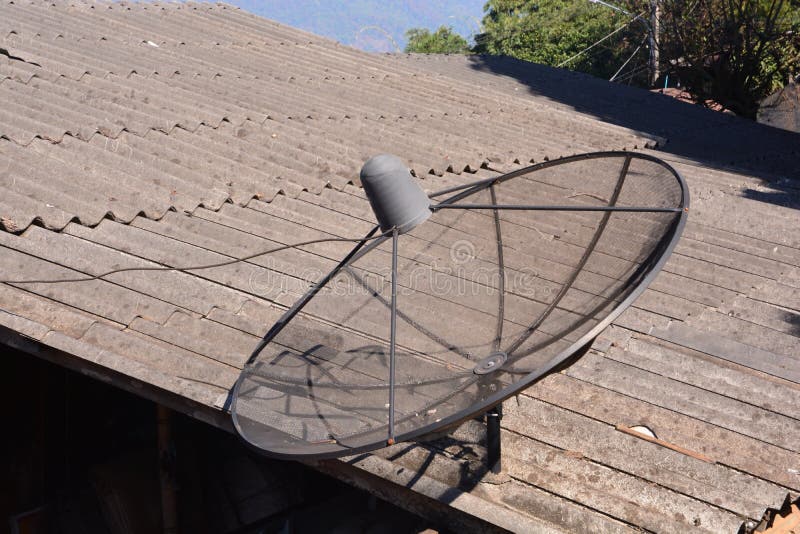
[
  {"x1": 658, "y1": 0, "x2": 800, "y2": 118},
  {"x1": 404, "y1": 25, "x2": 470, "y2": 54},
  {"x1": 474, "y1": 0, "x2": 647, "y2": 82}
]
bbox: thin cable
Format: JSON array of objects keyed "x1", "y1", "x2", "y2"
[
  {"x1": 613, "y1": 62, "x2": 649, "y2": 84},
  {"x1": 615, "y1": 64, "x2": 647, "y2": 83},
  {"x1": 0, "y1": 231, "x2": 393, "y2": 285},
  {"x1": 588, "y1": 0, "x2": 632, "y2": 16},
  {"x1": 556, "y1": 12, "x2": 645, "y2": 68},
  {"x1": 609, "y1": 36, "x2": 646, "y2": 81}
]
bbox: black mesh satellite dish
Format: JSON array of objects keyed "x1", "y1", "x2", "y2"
[{"x1": 231, "y1": 151, "x2": 688, "y2": 460}]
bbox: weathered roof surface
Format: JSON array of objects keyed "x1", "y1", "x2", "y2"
[
  {"x1": 759, "y1": 80, "x2": 800, "y2": 133},
  {"x1": 390, "y1": 53, "x2": 800, "y2": 181},
  {"x1": 0, "y1": 0, "x2": 652, "y2": 232},
  {"x1": 1, "y1": 3, "x2": 799, "y2": 533}
]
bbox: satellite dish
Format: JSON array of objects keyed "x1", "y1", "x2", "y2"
[{"x1": 231, "y1": 151, "x2": 688, "y2": 459}]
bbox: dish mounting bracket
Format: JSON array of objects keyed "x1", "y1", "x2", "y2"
[{"x1": 487, "y1": 403, "x2": 503, "y2": 474}]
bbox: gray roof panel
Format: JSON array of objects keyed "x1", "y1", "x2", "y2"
[{"x1": 1, "y1": 2, "x2": 799, "y2": 531}]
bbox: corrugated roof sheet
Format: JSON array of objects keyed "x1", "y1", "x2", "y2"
[
  {"x1": 0, "y1": 0, "x2": 654, "y2": 232},
  {"x1": 1, "y1": 2, "x2": 799, "y2": 532},
  {"x1": 391, "y1": 53, "x2": 800, "y2": 180}
]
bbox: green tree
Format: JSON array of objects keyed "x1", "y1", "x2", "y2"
[
  {"x1": 474, "y1": 0, "x2": 648, "y2": 82},
  {"x1": 404, "y1": 25, "x2": 470, "y2": 54},
  {"x1": 658, "y1": 0, "x2": 800, "y2": 118}
]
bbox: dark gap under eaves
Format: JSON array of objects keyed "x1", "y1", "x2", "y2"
[{"x1": 0, "y1": 345, "x2": 448, "y2": 534}]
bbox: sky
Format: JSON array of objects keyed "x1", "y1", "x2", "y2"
[{"x1": 227, "y1": 1, "x2": 486, "y2": 52}]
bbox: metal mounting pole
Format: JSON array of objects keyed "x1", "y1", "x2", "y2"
[
  {"x1": 388, "y1": 227, "x2": 399, "y2": 445},
  {"x1": 487, "y1": 403, "x2": 503, "y2": 473}
]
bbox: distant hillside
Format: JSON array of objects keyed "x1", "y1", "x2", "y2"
[{"x1": 228, "y1": 0, "x2": 485, "y2": 52}]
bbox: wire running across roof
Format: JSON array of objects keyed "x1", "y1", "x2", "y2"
[{"x1": 234, "y1": 151, "x2": 688, "y2": 459}]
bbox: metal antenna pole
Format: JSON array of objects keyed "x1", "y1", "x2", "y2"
[
  {"x1": 388, "y1": 227, "x2": 399, "y2": 445},
  {"x1": 487, "y1": 404, "x2": 503, "y2": 473}
]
